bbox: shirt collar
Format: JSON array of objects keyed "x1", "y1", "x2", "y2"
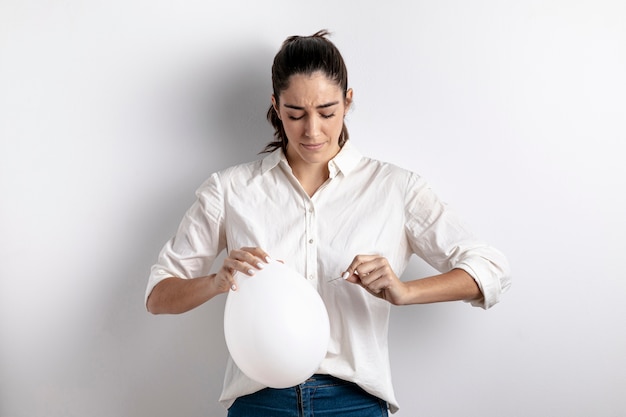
[
  {"x1": 260, "y1": 147, "x2": 288, "y2": 175},
  {"x1": 260, "y1": 140, "x2": 362, "y2": 177},
  {"x1": 329, "y1": 140, "x2": 362, "y2": 177}
]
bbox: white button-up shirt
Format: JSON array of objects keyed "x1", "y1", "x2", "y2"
[{"x1": 146, "y1": 141, "x2": 511, "y2": 413}]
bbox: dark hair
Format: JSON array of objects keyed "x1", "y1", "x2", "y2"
[{"x1": 262, "y1": 29, "x2": 350, "y2": 154}]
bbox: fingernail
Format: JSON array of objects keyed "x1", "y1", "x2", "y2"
[
  {"x1": 256, "y1": 262, "x2": 264, "y2": 269},
  {"x1": 265, "y1": 256, "x2": 272, "y2": 263},
  {"x1": 341, "y1": 271, "x2": 350, "y2": 280},
  {"x1": 248, "y1": 269, "x2": 255, "y2": 275}
]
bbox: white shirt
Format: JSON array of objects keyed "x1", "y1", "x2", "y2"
[{"x1": 146, "y1": 141, "x2": 511, "y2": 413}]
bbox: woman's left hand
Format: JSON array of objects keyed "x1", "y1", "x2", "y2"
[{"x1": 342, "y1": 255, "x2": 409, "y2": 305}]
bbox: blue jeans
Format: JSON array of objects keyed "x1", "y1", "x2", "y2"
[{"x1": 227, "y1": 374, "x2": 389, "y2": 417}]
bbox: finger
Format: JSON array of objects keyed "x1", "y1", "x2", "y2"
[
  {"x1": 343, "y1": 255, "x2": 377, "y2": 279},
  {"x1": 354, "y1": 276, "x2": 384, "y2": 298},
  {"x1": 216, "y1": 266, "x2": 238, "y2": 292},
  {"x1": 227, "y1": 251, "x2": 267, "y2": 275},
  {"x1": 240, "y1": 247, "x2": 272, "y2": 264},
  {"x1": 223, "y1": 256, "x2": 258, "y2": 277},
  {"x1": 226, "y1": 268, "x2": 238, "y2": 291},
  {"x1": 237, "y1": 247, "x2": 273, "y2": 270},
  {"x1": 358, "y1": 268, "x2": 386, "y2": 288},
  {"x1": 342, "y1": 268, "x2": 366, "y2": 284},
  {"x1": 354, "y1": 262, "x2": 384, "y2": 282},
  {"x1": 344, "y1": 271, "x2": 360, "y2": 284},
  {"x1": 364, "y1": 273, "x2": 389, "y2": 293},
  {"x1": 346, "y1": 270, "x2": 381, "y2": 291}
]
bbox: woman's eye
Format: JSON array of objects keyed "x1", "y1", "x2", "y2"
[{"x1": 286, "y1": 113, "x2": 335, "y2": 121}]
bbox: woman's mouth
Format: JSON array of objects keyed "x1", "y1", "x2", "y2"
[{"x1": 301, "y1": 143, "x2": 324, "y2": 151}]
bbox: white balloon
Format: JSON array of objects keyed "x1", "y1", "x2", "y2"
[{"x1": 223, "y1": 259, "x2": 330, "y2": 388}]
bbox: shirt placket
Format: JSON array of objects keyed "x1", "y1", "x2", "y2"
[{"x1": 304, "y1": 201, "x2": 318, "y2": 284}]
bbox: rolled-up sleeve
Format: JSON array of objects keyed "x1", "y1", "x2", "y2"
[
  {"x1": 144, "y1": 173, "x2": 227, "y2": 307},
  {"x1": 404, "y1": 173, "x2": 511, "y2": 309}
]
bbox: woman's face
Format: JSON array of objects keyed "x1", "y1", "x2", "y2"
[{"x1": 272, "y1": 71, "x2": 352, "y2": 170}]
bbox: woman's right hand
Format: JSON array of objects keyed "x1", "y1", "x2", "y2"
[
  {"x1": 148, "y1": 247, "x2": 271, "y2": 314},
  {"x1": 213, "y1": 247, "x2": 271, "y2": 293}
]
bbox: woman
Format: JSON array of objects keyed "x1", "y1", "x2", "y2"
[{"x1": 145, "y1": 30, "x2": 511, "y2": 416}]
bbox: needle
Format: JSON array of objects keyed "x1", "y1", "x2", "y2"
[{"x1": 328, "y1": 271, "x2": 352, "y2": 282}]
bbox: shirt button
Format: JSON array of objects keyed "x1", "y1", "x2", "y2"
[
  {"x1": 308, "y1": 275, "x2": 314, "y2": 280},
  {"x1": 308, "y1": 207, "x2": 314, "y2": 213},
  {"x1": 308, "y1": 239, "x2": 314, "y2": 244}
]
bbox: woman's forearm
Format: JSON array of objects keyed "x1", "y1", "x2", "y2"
[
  {"x1": 402, "y1": 268, "x2": 482, "y2": 305},
  {"x1": 146, "y1": 275, "x2": 220, "y2": 314}
]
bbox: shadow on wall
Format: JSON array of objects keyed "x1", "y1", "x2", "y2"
[
  {"x1": 133, "y1": 43, "x2": 278, "y2": 414},
  {"x1": 206, "y1": 45, "x2": 277, "y2": 162},
  {"x1": 72, "y1": 43, "x2": 277, "y2": 417},
  {"x1": 158, "y1": 42, "x2": 277, "y2": 176}
]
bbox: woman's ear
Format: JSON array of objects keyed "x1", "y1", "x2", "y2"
[
  {"x1": 271, "y1": 94, "x2": 281, "y2": 119},
  {"x1": 345, "y1": 88, "x2": 354, "y2": 113}
]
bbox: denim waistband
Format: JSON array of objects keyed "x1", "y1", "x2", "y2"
[{"x1": 301, "y1": 374, "x2": 352, "y2": 387}]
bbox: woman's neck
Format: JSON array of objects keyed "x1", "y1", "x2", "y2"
[{"x1": 288, "y1": 160, "x2": 330, "y2": 197}]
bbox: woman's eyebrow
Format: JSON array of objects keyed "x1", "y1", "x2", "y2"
[{"x1": 284, "y1": 101, "x2": 339, "y2": 110}]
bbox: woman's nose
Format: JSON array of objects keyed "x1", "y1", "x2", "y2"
[{"x1": 304, "y1": 116, "x2": 319, "y2": 138}]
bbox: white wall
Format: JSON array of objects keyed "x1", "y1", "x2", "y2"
[{"x1": 1, "y1": 1, "x2": 625, "y2": 416}]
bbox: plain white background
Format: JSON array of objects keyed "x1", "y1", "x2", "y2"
[{"x1": 1, "y1": 1, "x2": 625, "y2": 416}]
